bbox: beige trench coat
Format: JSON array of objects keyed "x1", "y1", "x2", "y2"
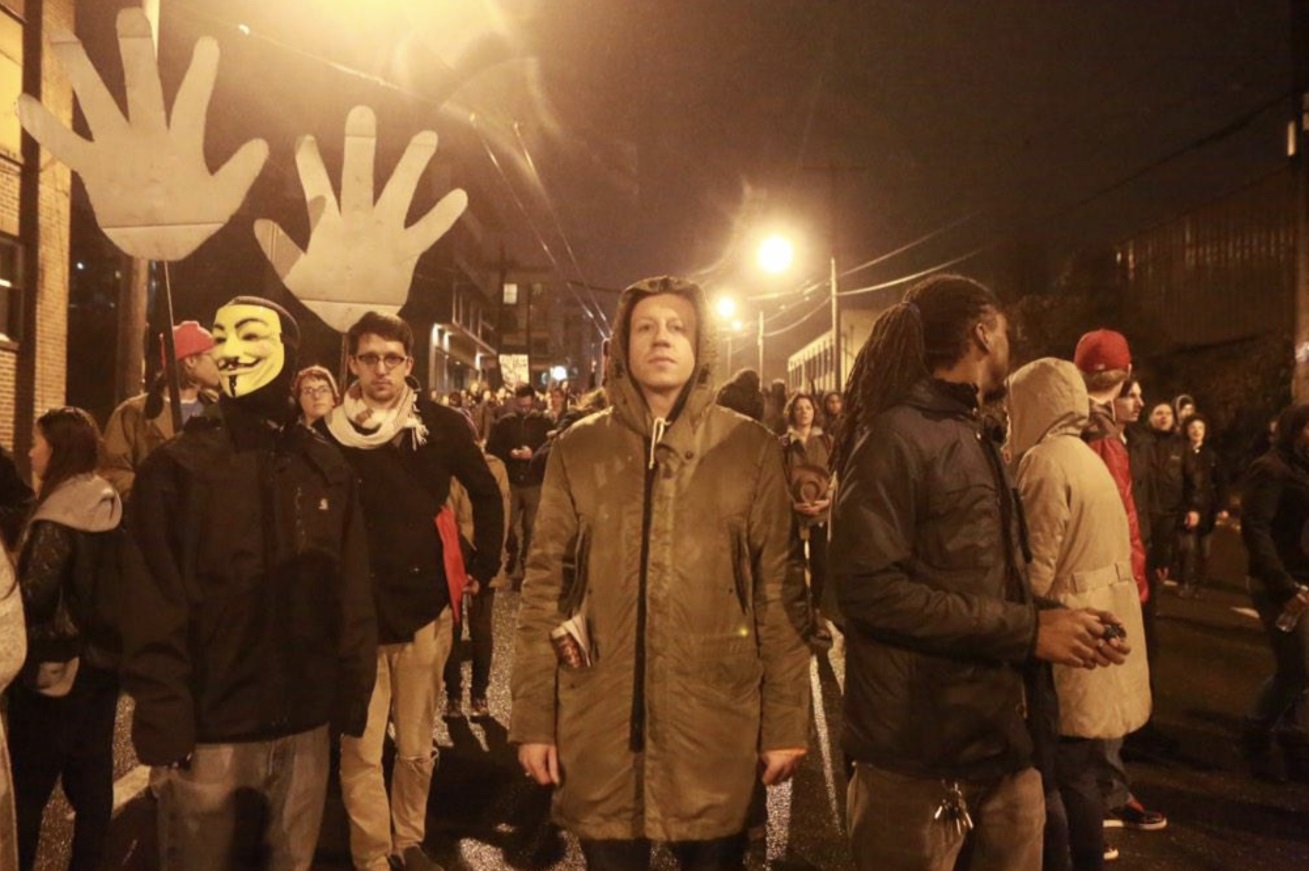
[{"x1": 1009, "y1": 357, "x2": 1151, "y2": 739}]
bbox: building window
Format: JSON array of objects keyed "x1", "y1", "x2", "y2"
[
  {"x1": 0, "y1": 234, "x2": 23, "y2": 344},
  {"x1": 503, "y1": 282, "x2": 518, "y2": 305},
  {"x1": 0, "y1": 9, "x2": 21, "y2": 163}
]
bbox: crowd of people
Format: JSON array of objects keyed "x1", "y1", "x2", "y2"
[{"x1": 0, "y1": 273, "x2": 1304, "y2": 871}]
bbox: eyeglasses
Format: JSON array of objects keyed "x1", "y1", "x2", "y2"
[
  {"x1": 299, "y1": 385, "x2": 333, "y2": 398},
  {"x1": 354, "y1": 353, "x2": 409, "y2": 371}
]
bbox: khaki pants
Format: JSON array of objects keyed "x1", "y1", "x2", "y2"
[
  {"x1": 340, "y1": 612, "x2": 453, "y2": 871},
  {"x1": 847, "y1": 763, "x2": 1044, "y2": 871}
]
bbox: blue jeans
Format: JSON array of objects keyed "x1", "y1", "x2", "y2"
[
  {"x1": 155, "y1": 725, "x2": 329, "y2": 871},
  {"x1": 846, "y1": 763, "x2": 1044, "y2": 871}
]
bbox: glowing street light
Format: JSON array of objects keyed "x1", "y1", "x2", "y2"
[
  {"x1": 757, "y1": 234, "x2": 795, "y2": 275},
  {"x1": 715, "y1": 295, "x2": 738, "y2": 320}
]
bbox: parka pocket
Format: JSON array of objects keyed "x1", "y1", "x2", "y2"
[
  {"x1": 731, "y1": 526, "x2": 753, "y2": 615},
  {"x1": 559, "y1": 524, "x2": 591, "y2": 618}
]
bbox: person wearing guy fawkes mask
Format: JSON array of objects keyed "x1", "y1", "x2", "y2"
[{"x1": 121, "y1": 296, "x2": 378, "y2": 871}]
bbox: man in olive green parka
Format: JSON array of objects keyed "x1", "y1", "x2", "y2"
[{"x1": 510, "y1": 276, "x2": 811, "y2": 870}]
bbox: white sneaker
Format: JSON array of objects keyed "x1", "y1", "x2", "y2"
[{"x1": 1104, "y1": 845, "x2": 1120, "y2": 862}]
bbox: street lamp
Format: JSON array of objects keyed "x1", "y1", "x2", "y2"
[
  {"x1": 715, "y1": 295, "x2": 738, "y2": 320},
  {"x1": 757, "y1": 234, "x2": 795, "y2": 275}
]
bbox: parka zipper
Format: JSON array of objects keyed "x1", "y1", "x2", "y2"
[{"x1": 631, "y1": 417, "x2": 667, "y2": 752}]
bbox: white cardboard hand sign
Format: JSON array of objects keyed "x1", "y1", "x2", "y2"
[
  {"x1": 255, "y1": 105, "x2": 468, "y2": 333},
  {"x1": 16, "y1": 8, "x2": 268, "y2": 262}
]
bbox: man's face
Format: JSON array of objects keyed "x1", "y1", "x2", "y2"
[
  {"x1": 183, "y1": 350, "x2": 221, "y2": 391},
  {"x1": 825, "y1": 393, "x2": 843, "y2": 417},
  {"x1": 1114, "y1": 382, "x2": 1144, "y2": 423},
  {"x1": 514, "y1": 394, "x2": 534, "y2": 415},
  {"x1": 1149, "y1": 403, "x2": 1174, "y2": 432},
  {"x1": 211, "y1": 303, "x2": 286, "y2": 398},
  {"x1": 627, "y1": 293, "x2": 697, "y2": 402},
  {"x1": 980, "y1": 312, "x2": 1011, "y2": 403},
  {"x1": 348, "y1": 333, "x2": 412, "y2": 406},
  {"x1": 1186, "y1": 418, "x2": 1206, "y2": 446}
]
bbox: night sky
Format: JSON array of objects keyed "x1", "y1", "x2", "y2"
[{"x1": 69, "y1": 0, "x2": 1294, "y2": 356}]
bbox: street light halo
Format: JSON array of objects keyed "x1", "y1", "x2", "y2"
[
  {"x1": 715, "y1": 295, "x2": 738, "y2": 320},
  {"x1": 758, "y1": 234, "x2": 795, "y2": 275}
]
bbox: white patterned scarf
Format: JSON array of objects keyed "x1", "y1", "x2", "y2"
[{"x1": 325, "y1": 380, "x2": 429, "y2": 449}]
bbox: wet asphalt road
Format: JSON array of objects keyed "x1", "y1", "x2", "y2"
[{"x1": 27, "y1": 523, "x2": 1309, "y2": 870}]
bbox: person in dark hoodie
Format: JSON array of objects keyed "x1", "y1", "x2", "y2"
[
  {"x1": 487, "y1": 384, "x2": 553, "y2": 582},
  {"x1": 7, "y1": 407, "x2": 122, "y2": 871},
  {"x1": 122, "y1": 297, "x2": 378, "y2": 871},
  {"x1": 511, "y1": 276, "x2": 811, "y2": 871},
  {"x1": 715, "y1": 368, "x2": 766, "y2": 422}
]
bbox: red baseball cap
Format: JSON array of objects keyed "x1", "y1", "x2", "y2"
[
  {"x1": 160, "y1": 320, "x2": 215, "y2": 367},
  {"x1": 1073, "y1": 329, "x2": 1131, "y2": 373}
]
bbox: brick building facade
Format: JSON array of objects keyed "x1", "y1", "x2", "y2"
[{"x1": 0, "y1": 0, "x2": 74, "y2": 460}]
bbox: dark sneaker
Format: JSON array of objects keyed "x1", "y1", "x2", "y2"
[
  {"x1": 470, "y1": 697, "x2": 491, "y2": 719},
  {"x1": 1107, "y1": 797, "x2": 1167, "y2": 831},
  {"x1": 443, "y1": 697, "x2": 464, "y2": 720},
  {"x1": 400, "y1": 846, "x2": 444, "y2": 871}
]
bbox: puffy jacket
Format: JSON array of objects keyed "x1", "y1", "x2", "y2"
[
  {"x1": 1083, "y1": 403, "x2": 1149, "y2": 603},
  {"x1": 122, "y1": 400, "x2": 377, "y2": 766},
  {"x1": 1009, "y1": 359, "x2": 1151, "y2": 740},
  {"x1": 510, "y1": 280, "x2": 811, "y2": 842},
  {"x1": 1242, "y1": 448, "x2": 1309, "y2": 603},
  {"x1": 830, "y1": 378, "x2": 1038, "y2": 781}
]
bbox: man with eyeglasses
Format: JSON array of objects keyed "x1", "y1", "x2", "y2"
[{"x1": 323, "y1": 311, "x2": 504, "y2": 871}]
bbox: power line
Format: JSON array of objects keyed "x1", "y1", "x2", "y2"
[
  {"x1": 763, "y1": 296, "x2": 830, "y2": 338},
  {"x1": 471, "y1": 117, "x2": 609, "y2": 339},
  {"x1": 512, "y1": 122, "x2": 612, "y2": 337}
]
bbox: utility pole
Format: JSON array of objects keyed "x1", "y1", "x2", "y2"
[
  {"x1": 757, "y1": 309, "x2": 765, "y2": 376},
  {"x1": 1293, "y1": 0, "x2": 1309, "y2": 400},
  {"x1": 805, "y1": 162, "x2": 867, "y2": 392}
]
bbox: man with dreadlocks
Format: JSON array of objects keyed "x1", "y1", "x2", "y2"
[
  {"x1": 511, "y1": 276, "x2": 811, "y2": 871},
  {"x1": 829, "y1": 274, "x2": 1129, "y2": 871}
]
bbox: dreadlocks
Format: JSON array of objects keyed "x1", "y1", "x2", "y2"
[{"x1": 831, "y1": 274, "x2": 1002, "y2": 474}]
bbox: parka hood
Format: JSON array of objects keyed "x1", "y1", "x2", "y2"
[
  {"x1": 1007, "y1": 357, "x2": 1089, "y2": 460},
  {"x1": 604, "y1": 276, "x2": 718, "y2": 435}
]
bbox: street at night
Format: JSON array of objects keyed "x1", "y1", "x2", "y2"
[{"x1": 20, "y1": 526, "x2": 1309, "y2": 871}]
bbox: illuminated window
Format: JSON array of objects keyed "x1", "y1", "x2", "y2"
[
  {"x1": 503, "y1": 282, "x2": 518, "y2": 305},
  {"x1": 0, "y1": 9, "x2": 21, "y2": 162},
  {"x1": 0, "y1": 234, "x2": 23, "y2": 344}
]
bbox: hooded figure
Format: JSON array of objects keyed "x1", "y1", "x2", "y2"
[
  {"x1": 510, "y1": 276, "x2": 811, "y2": 850},
  {"x1": 1008, "y1": 358, "x2": 1151, "y2": 739}
]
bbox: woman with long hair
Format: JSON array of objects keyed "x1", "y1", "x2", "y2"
[
  {"x1": 7, "y1": 407, "x2": 122, "y2": 871},
  {"x1": 781, "y1": 391, "x2": 834, "y2": 643}
]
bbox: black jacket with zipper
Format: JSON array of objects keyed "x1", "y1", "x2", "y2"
[
  {"x1": 122, "y1": 400, "x2": 377, "y2": 766},
  {"x1": 324, "y1": 395, "x2": 504, "y2": 644},
  {"x1": 831, "y1": 379, "x2": 1039, "y2": 781}
]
